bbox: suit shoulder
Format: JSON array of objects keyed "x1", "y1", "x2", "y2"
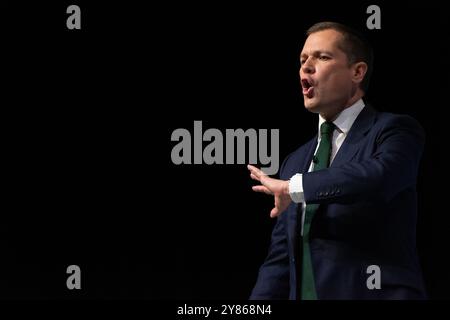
[
  {"x1": 373, "y1": 111, "x2": 426, "y2": 142},
  {"x1": 376, "y1": 111, "x2": 423, "y2": 128}
]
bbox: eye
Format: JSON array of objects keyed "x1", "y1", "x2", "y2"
[
  {"x1": 319, "y1": 55, "x2": 331, "y2": 61},
  {"x1": 300, "y1": 59, "x2": 306, "y2": 65}
]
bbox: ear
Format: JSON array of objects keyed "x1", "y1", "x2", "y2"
[{"x1": 351, "y1": 62, "x2": 368, "y2": 85}]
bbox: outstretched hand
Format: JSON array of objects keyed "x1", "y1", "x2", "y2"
[{"x1": 247, "y1": 165, "x2": 292, "y2": 218}]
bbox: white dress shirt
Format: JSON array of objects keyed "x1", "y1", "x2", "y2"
[{"x1": 289, "y1": 98, "x2": 365, "y2": 235}]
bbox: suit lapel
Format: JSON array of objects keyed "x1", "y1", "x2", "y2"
[
  {"x1": 331, "y1": 104, "x2": 377, "y2": 168},
  {"x1": 294, "y1": 136, "x2": 317, "y2": 175}
]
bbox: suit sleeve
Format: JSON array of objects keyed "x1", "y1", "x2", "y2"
[
  {"x1": 302, "y1": 115, "x2": 425, "y2": 204},
  {"x1": 249, "y1": 155, "x2": 292, "y2": 300}
]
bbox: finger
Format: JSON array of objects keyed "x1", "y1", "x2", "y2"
[
  {"x1": 274, "y1": 196, "x2": 279, "y2": 208},
  {"x1": 271, "y1": 197, "x2": 280, "y2": 217},
  {"x1": 247, "y1": 164, "x2": 263, "y2": 179},
  {"x1": 250, "y1": 173, "x2": 260, "y2": 182},
  {"x1": 252, "y1": 185, "x2": 273, "y2": 195},
  {"x1": 270, "y1": 207, "x2": 280, "y2": 218}
]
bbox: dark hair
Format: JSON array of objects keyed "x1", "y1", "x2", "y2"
[{"x1": 306, "y1": 21, "x2": 374, "y2": 93}]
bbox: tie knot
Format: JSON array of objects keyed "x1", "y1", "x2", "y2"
[{"x1": 320, "y1": 121, "x2": 335, "y2": 136}]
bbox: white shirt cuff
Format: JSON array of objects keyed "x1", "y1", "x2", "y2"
[{"x1": 289, "y1": 173, "x2": 304, "y2": 203}]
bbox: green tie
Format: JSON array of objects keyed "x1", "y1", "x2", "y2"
[{"x1": 301, "y1": 121, "x2": 335, "y2": 300}]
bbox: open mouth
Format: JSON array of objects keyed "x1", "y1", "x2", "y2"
[{"x1": 301, "y1": 78, "x2": 314, "y2": 98}]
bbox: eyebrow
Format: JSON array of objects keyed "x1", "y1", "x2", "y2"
[{"x1": 300, "y1": 50, "x2": 334, "y2": 58}]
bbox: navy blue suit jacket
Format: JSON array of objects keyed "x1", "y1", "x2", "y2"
[{"x1": 250, "y1": 105, "x2": 427, "y2": 300}]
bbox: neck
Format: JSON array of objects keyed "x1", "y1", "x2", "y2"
[{"x1": 320, "y1": 91, "x2": 364, "y2": 121}]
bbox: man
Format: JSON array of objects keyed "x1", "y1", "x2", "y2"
[{"x1": 248, "y1": 22, "x2": 427, "y2": 299}]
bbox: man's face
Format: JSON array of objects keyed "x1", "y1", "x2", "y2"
[{"x1": 300, "y1": 29, "x2": 357, "y2": 115}]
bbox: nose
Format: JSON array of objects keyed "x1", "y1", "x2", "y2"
[{"x1": 300, "y1": 57, "x2": 315, "y2": 75}]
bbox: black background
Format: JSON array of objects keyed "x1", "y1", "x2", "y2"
[{"x1": 1, "y1": 1, "x2": 448, "y2": 300}]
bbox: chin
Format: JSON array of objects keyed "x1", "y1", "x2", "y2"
[{"x1": 304, "y1": 99, "x2": 320, "y2": 113}]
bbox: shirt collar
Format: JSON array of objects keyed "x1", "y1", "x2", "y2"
[{"x1": 318, "y1": 98, "x2": 365, "y2": 136}]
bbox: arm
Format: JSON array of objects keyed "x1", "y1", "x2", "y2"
[
  {"x1": 248, "y1": 115, "x2": 425, "y2": 215},
  {"x1": 303, "y1": 115, "x2": 425, "y2": 204}
]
